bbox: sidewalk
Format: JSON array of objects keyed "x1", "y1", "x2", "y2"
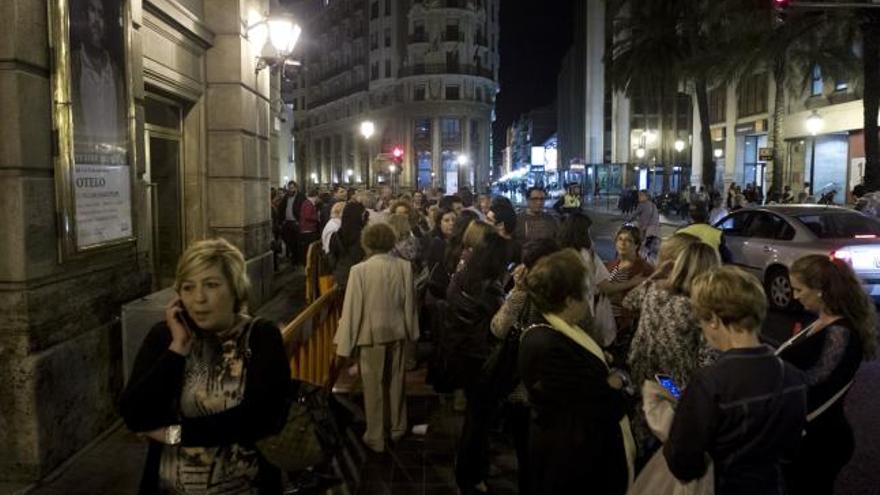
[{"x1": 10, "y1": 262, "x2": 307, "y2": 495}]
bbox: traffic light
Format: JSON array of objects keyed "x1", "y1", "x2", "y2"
[
  {"x1": 773, "y1": 0, "x2": 790, "y2": 24},
  {"x1": 392, "y1": 146, "x2": 404, "y2": 164}
]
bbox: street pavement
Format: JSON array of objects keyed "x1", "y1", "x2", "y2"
[{"x1": 586, "y1": 204, "x2": 880, "y2": 495}]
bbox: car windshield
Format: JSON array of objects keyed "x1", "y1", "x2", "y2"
[{"x1": 795, "y1": 212, "x2": 880, "y2": 239}]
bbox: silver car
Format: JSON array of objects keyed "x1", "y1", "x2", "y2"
[{"x1": 714, "y1": 205, "x2": 880, "y2": 310}]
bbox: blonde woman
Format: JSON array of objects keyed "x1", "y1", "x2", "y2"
[
  {"x1": 333, "y1": 223, "x2": 419, "y2": 453},
  {"x1": 624, "y1": 242, "x2": 720, "y2": 456},
  {"x1": 121, "y1": 239, "x2": 290, "y2": 494}
]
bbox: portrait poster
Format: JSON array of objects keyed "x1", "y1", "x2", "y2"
[{"x1": 65, "y1": 0, "x2": 133, "y2": 251}]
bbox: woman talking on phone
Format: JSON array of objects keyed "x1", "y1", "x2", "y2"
[{"x1": 120, "y1": 239, "x2": 290, "y2": 494}]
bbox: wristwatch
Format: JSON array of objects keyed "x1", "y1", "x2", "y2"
[{"x1": 165, "y1": 425, "x2": 182, "y2": 445}]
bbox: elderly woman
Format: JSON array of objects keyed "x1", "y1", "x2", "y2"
[
  {"x1": 778, "y1": 255, "x2": 878, "y2": 494},
  {"x1": 333, "y1": 223, "x2": 419, "y2": 453},
  {"x1": 664, "y1": 266, "x2": 807, "y2": 495},
  {"x1": 519, "y1": 249, "x2": 636, "y2": 495},
  {"x1": 120, "y1": 239, "x2": 290, "y2": 494}
]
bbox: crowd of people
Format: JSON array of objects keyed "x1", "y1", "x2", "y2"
[{"x1": 120, "y1": 181, "x2": 877, "y2": 495}]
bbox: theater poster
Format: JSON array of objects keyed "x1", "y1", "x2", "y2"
[{"x1": 50, "y1": 0, "x2": 135, "y2": 258}]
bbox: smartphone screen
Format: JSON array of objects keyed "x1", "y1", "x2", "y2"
[{"x1": 655, "y1": 374, "x2": 681, "y2": 400}]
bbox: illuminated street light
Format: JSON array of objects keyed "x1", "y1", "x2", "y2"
[
  {"x1": 674, "y1": 139, "x2": 685, "y2": 153},
  {"x1": 713, "y1": 148, "x2": 724, "y2": 159},
  {"x1": 457, "y1": 154, "x2": 469, "y2": 166},
  {"x1": 805, "y1": 110, "x2": 824, "y2": 136},
  {"x1": 360, "y1": 121, "x2": 375, "y2": 139},
  {"x1": 635, "y1": 147, "x2": 646, "y2": 160},
  {"x1": 310, "y1": 172, "x2": 317, "y2": 183},
  {"x1": 247, "y1": 12, "x2": 302, "y2": 72},
  {"x1": 389, "y1": 164, "x2": 397, "y2": 173}
]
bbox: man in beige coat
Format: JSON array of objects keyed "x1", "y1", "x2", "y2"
[{"x1": 333, "y1": 223, "x2": 419, "y2": 453}]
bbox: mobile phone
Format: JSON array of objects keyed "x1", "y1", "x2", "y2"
[
  {"x1": 507, "y1": 262, "x2": 517, "y2": 272},
  {"x1": 176, "y1": 301, "x2": 197, "y2": 330},
  {"x1": 655, "y1": 374, "x2": 681, "y2": 400}
]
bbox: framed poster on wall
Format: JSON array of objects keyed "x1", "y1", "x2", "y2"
[{"x1": 49, "y1": 0, "x2": 135, "y2": 260}]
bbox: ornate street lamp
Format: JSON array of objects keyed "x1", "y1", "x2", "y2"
[{"x1": 246, "y1": 12, "x2": 302, "y2": 73}]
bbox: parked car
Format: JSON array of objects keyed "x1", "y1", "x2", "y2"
[{"x1": 714, "y1": 205, "x2": 880, "y2": 310}]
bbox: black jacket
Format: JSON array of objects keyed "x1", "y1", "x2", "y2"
[{"x1": 119, "y1": 319, "x2": 290, "y2": 495}]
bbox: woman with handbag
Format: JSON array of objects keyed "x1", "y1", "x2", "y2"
[
  {"x1": 333, "y1": 223, "x2": 419, "y2": 454},
  {"x1": 519, "y1": 249, "x2": 636, "y2": 495},
  {"x1": 663, "y1": 266, "x2": 807, "y2": 495},
  {"x1": 777, "y1": 255, "x2": 877, "y2": 495},
  {"x1": 489, "y1": 238, "x2": 560, "y2": 495},
  {"x1": 120, "y1": 239, "x2": 290, "y2": 494}
]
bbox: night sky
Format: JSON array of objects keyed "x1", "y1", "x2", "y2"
[{"x1": 493, "y1": 0, "x2": 574, "y2": 158}]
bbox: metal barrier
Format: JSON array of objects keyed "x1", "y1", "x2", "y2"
[{"x1": 280, "y1": 286, "x2": 343, "y2": 386}]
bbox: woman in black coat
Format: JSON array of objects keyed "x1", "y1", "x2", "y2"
[
  {"x1": 445, "y1": 232, "x2": 509, "y2": 495},
  {"x1": 778, "y1": 255, "x2": 877, "y2": 495},
  {"x1": 519, "y1": 249, "x2": 635, "y2": 495}
]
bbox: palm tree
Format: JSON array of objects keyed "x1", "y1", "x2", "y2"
[
  {"x1": 721, "y1": 2, "x2": 860, "y2": 196},
  {"x1": 608, "y1": 0, "x2": 730, "y2": 192}
]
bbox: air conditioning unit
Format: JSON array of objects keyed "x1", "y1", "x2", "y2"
[{"x1": 121, "y1": 287, "x2": 176, "y2": 385}]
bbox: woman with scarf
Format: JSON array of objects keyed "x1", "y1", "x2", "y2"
[
  {"x1": 121, "y1": 239, "x2": 290, "y2": 494},
  {"x1": 519, "y1": 248, "x2": 636, "y2": 495}
]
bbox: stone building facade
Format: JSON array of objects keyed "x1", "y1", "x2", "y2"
[
  {"x1": 291, "y1": 0, "x2": 500, "y2": 194},
  {"x1": 0, "y1": 0, "x2": 282, "y2": 483}
]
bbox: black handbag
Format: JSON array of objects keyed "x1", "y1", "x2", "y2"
[{"x1": 479, "y1": 299, "x2": 530, "y2": 400}]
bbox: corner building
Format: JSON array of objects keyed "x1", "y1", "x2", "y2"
[{"x1": 293, "y1": 0, "x2": 500, "y2": 194}]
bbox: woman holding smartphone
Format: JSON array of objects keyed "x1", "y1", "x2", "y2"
[{"x1": 120, "y1": 239, "x2": 290, "y2": 494}]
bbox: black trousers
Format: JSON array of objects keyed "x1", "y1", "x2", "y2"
[
  {"x1": 455, "y1": 378, "x2": 495, "y2": 490},
  {"x1": 506, "y1": 402, "x2": 531, "y2": 495},
  {"x1": 784, "y1": 413, "x2": 854, "y2": 495}
]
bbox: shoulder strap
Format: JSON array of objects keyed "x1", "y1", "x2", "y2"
[{"x1": 239, "y1": 317, "x2": 259, "y2": 362}]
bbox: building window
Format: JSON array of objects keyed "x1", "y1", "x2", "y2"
[
  {"x1": 385, "y1": 59, "x2": 391, "y2": 78},
  {"x1": 811, "y1": 65, "x2": 823, "y2": 96},
  {"x1": 441, "y1": 118, "x2": 461, "y2": 143},
  {"x1": 445, "y1": 20, "x2": 460, "y2": 42},
  {"x1": 736, "y1": 72, "x2": 768, "y2": 118},
  {"x1": 385, "y1": 0, "x2": 391, "y2": 15},
  {"x1": 414, "y1": 85, "x2": 426, "y2": 101},
  {"x1": 292, "y1": 99, "x2": 298, "y2": 110},
  {"x1": 371, "y1": 62, "x2": 379, "y2": 80},
  {"x1": 835, "y1": 80, "x2": 848, "y2": 91},
  {"x1": 413, "y1": 20, "x2": 425, "y2": 41},
  {"x1": 384, "y1": 28, "x2": 391, "y2": 47},
  {"x1": 371, "y1": 1, "x2": 379, "y2": 19},
  {"x1": 445, "y1": 85, "x2": 460, "y2": 100},
  {"x1": 370, "y1": 32, "x2": 378, "y2": 50},
  {"x1": 708, "y1": 85, "x2": 726, "y2": 124}
]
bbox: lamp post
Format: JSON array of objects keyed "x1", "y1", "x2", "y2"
[
  {"x1": 360, "y1": 121, "x2": 375, "y2": 189},
  {"x1": 805, "y1": 110, "x2": 824, "y2": 193},
  {"x1": 346, "y1": 169, "x2": 353, "y2": 184},
  {"x1": 457, "y1": 153, "x2": 469, "y2": 190},
  {"x1": 674, "y1": 139, "x2": 686, "y2": 192},
  {"x1": 389, "y1": 164, "x2": 397, "y2": 195},
  {"x1": 246, "y1": 12, "x2": 302, "y2": 73}
]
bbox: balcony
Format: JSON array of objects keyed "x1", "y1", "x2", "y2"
[
  {"x1": 409, "y1": 32, "x2": 428, "y2": 43},
  {"x1": 309, "y1": 82, "x2": 370, "y2": 109},
  {"x1": 443, "y1": 30, "x2": 464, "y2": 42},
  {"x1": 398, "y1": 63, "x2": 493, "y2": 79},
  {"x1": 320, "y1": 57, "x2": 367, "y2": 81}
]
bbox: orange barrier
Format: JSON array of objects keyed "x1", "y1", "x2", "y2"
[{"x1": 280, "y1": 285, "x2": 343, "y2": 385}]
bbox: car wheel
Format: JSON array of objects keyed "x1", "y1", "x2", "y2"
[{"x1": 766, "y1": 268, "x2": 796, "y2": 311}]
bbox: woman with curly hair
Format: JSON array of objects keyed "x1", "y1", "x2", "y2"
[{"x1": 777, "y1": 254, "x2": 877, "y2": 494}]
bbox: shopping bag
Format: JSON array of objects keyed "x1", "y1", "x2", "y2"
[
  {"x1": 594, "y1": 295, "x2": 618, "y2": 347},
  {"x1": 627, "y1": 449, "x2": 714, "y2": 495}
]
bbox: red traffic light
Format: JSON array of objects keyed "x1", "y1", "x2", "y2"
[
  {"x1": 773, "y1": 0, "x2": 790, "y2": 8},
  {"x1": 392, "y1": 146, "x2": 403, "y2": 158}
]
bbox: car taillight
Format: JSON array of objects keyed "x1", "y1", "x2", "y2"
[
  {"x1": 855, "y1": 234, "x2": 877, "y2": 239},
  {"x1": 831, "y1": 249, "x2": 853, "y2": 262}
]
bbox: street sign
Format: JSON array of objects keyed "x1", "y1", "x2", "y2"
[{"x1": 759, "y1": 147, "x2": 774, "y2": 161}]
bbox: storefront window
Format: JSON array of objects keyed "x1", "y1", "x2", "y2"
[{"x1": 805, "y1": 134, "x2": 848, "y2": 203}]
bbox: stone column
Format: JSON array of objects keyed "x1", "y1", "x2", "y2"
[
  {"x1": 204, "y1": 0, "x2": 273, "y2": 306},
  {"x1": 432, "y1": 116, "x2": 442, "y2": 189}
]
